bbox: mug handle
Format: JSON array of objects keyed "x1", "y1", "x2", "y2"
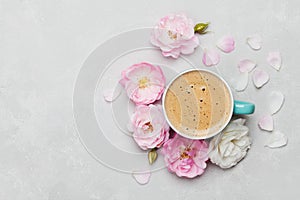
[{"x1": 233, "y1": 100, "x2": 255, "y2": 115}]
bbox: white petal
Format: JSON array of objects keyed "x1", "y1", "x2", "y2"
[
  {"x1": 246, "y1": 34, "x2": 262, "y2": 50},
  {"x1": 238, "y1": 59, "x2": 256, "y2": 73},
  {"x1": 103, "y1": 85, "x2": 122, "y2": 102},
  {"x1": 258, "y1": 115, "x2": 273, "y2": 131},
  {"x1": 132, "y1": 171, "x2": 151, "y2": 185},
  {"x1": 232, "y1": 118, "x2": 246, "y2": 125},
  {"x1": 202, "y1": 48, "x2": 220, "y2": 67},
  {"x1": 269, "y1": 91, "x2": 285, "y2": 115},
  {"x1": 267, "y1": 52, "x2": 282, "y2": 71},
  {"x1": 252, "y1": 69, "x2": 269, "y2": 88},
  {"x1": 235, "y1": 72, "x2": 249, "y2": 92},
  {"x1": 265, "y1": 131, "x2": 288, "y2": 148},
  {"x1": 216, "y1": 35, "x2": 235, "y2": 53}
]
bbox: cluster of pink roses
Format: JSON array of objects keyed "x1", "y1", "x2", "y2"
[
  {"x1": 120, "y1": 62, "x2": 209, "y2": 178},
  {"x1": 119, "y1": 62, "x2": 170, "y2": 150}
]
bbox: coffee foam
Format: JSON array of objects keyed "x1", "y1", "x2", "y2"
[{"x1": 164, "y1": 70, "x2": 232, "y2": 138}]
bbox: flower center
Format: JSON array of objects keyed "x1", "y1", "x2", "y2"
[
  {"x1": 168, "y1": 30, "x2": 178, "y2": 40},
  {"x1": 138, "y1": 77, "x2": 149, "y2": 89},
  {"x1": 180, "y1": 147, "x2": 192, "y2": 160},
  {"x1": 143, "y1": 122, "x2": 154, "y2": 133}
]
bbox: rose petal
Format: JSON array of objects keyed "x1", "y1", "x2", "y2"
[
  {"x1": 132, "y1": 171, "x2": 151, "y2": 185},
  {"x1": 103, "y1": 85, "x2": 122, "y2": 102},
  {"x1": 235, "y1": 72, "x2": 249, "y2": 92},
  {"x1": 238, "y1": 59, "x2": 256, "y2": 73},
  {"x1": 202, "y1": 48, "x2": 220, "y2": 67},
  {"x1": 265, "y1": 131, "x2": 288, "y2": 148},
  {"x1": 267, "y1": 51, "x2": 282, "y2": 71},
  {"x1": 246, "y1": 34, "x2": 262, "y2": 50},
  {"x1": 258, "y1": 115, "x2": 273, "y2": 131},
  {"x1": 269, "y1": 91, "x2": 285, "y2": 115},
  {"x1": 252, "y1": 68, "x2": 269, "y2": 88},
  {"x1": 216, "y1": 35, "x2": 235, "y2": 53}
]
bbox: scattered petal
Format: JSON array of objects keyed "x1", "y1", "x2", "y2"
[
  {"x1": 216, "y1": 35, "x2": 235, "y2": 53},
  {"x1": 103, "y1": 85, "x2": 121, "y2": 102},
  {"x1": 202, "y1": 48, "x2": 220, "y2": 66},
  {"x1": 258, "y1": 115, "x2": 273, "y2": 131},
  {"x1": 148, "y1": 148, "x2": 158, "y2": 165},
  {"x1": 269, "y1": 91, "x2": 285, "y2": 114},
  {"x1": 235, "y1": 72, "x2": 249, "y2": 92},
  {"x1": 265, "y1": 131, "x2": 288, "y2": 148},
  {"x1": 238, "y1": 59, "x2": 256, "y2": 73},
  {"x1": 267, "y1": 52, "x2": 282, "y2": 71},
  {"x1": 247, "y1": 34, "x2": 262, "y2": 50},
  {"x1": 252, "y1": 68, "x2": 269, "y2": 88},
  {"x1": 132, "y1": 171, "x2": 151, "y2": 185}
]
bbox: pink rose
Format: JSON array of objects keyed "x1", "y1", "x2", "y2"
[
  {"x1": 131, "y1": 104, "x2": 169, "y2": 150},
  {"x1": 119, "y1": 62, "x2": 165, "y2": 105},
  {"x1": 150, "y1": 13, "x2": 199, "y2": 58},
  {"x1": 162, "y1": 134, "x2": 209, "y2": 178}
]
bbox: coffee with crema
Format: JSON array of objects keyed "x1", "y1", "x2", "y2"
[{"x1": 164, "y1": 70, "x2": 232, "y2": 138}]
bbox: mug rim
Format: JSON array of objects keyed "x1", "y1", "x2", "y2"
[{"x1": 162, "y1": 68, "x2": 234, "y2": 140}]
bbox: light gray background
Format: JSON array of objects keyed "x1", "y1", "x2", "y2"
[{"x1": 1, "y1": 0, "x2": 300, "y2": 199}]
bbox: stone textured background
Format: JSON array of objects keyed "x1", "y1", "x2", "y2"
[{"x1": 1, "y1": 0, "x2": 300, "y2": 199}]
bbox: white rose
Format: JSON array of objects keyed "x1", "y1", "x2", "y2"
[{"x1": 209, "y1": 118, "x2": 251, "y2": 169}]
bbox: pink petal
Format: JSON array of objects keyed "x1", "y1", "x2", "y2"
[
  {"x1": 265, "y1": 131, "x2": 288, "y2": 148},
  {"x1": 238, "y1": 59, "x2": 256, "y2": 73},
  {"x1": 258, "y1": 115, "x2": 273, "y2": 131},
  {"x1": 103, "y1": 86, "x2": 122, "y2": 102},
  {"x1": 202, "y1": 48, "x2": 220, "y2": 67},
  {"x1": 252, "y1": 68, "x2": 269, "y2": 88},
  {"x1": 267, "y1": 52, "x2": 282, "y2": 71},
  {"x1": 216, "y1": 35, "x2": 235, "y2": 53},
  {"x1": 132, "y1": 171, "x2": 151, "y2": 185},
  {"x1": 235, "y1": 72, "x2": 249, "y2": 92},
  {"x1": 269, "y1": 91, "x2": 285, "y2": 115},
  {"x1": 246, "y1": 34, "x2": 262, "y2": 50}
]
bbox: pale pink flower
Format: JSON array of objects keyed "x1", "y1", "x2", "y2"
[
  {"x1": 150, "y1": 13, "x2": 199, "y2": 59},
  {"x1": 131, "y1": 104, "x2": 169, "y2": 150},
  {"x1": 119, "y1": 62, "x2": 165, "y2": 105},
  {"x1": 162, "y1": 134, "x2": 209, "y2": 178}
]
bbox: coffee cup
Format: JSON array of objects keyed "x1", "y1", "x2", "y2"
[{"x1": 162, "y1": 69, "x2": 255, "y2": 140}]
